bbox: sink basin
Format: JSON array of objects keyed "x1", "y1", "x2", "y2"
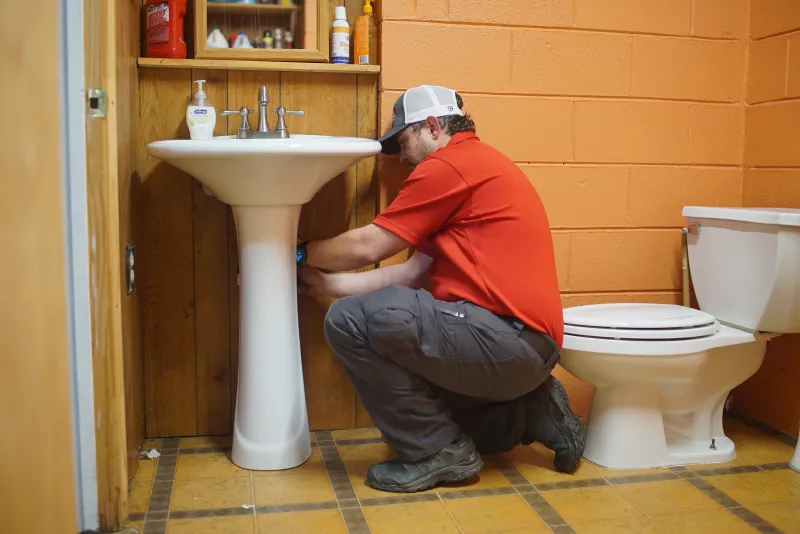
[{"x1": 147, "y1": 134, "x2": 381, "y2": 470}]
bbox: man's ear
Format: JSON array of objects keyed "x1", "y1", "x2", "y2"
[{"x1": 425, "y1": 115, "x2": 443, "y2": 140}]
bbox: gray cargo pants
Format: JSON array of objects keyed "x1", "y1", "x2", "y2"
[{"x1": 323, "y1": 285, "x2": 560, "y2": 462}]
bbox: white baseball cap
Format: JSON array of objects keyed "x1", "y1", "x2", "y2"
[{"x1": 378, "y1": 85, "x2": 464, "y2": 154}]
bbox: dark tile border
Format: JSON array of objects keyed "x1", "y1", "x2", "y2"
[
  {"x1": 314, "y1": 431, "x2": 371, "y2": 533},
  {"x1": 132, "y1": 425, "x2": 797, "y2": 534},
  {"x1": 729, "y1": 411, "x2": 798, "y2": 447},
  {"x1": 688, "y1": 478, "x2": 784, "y2": 533}
]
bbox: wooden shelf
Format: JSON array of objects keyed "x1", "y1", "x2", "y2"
[
  {"x1": 137, "y1": 57, "x2": 380, "y2": 74},
  {"x1": 207, "y1": 2, "x2": 298, "y2": 15}
]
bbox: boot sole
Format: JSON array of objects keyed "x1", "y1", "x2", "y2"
[
  {"x1": 367, "y1": 455, "x2": 485, "y2": 493},
  {"x1": 548, "y1": 377, "x2": 586, "y2": 473}
]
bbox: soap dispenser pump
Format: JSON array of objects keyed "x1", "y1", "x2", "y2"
[{"x1": 187, "y1": 79, "x2": 216, "y2": 140}]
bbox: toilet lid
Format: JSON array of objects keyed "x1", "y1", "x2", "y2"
[{"x1": 563, "y1": 303, "x2": 719, "y2": 340}]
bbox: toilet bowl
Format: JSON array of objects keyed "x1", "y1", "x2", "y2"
[{"x1": 560, "y1": 206, "x2": 800, "y2": 470}]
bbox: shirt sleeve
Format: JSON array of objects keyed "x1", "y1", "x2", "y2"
[{"x1": 373, "y1": 158, "x2": 469, "y2": 245}]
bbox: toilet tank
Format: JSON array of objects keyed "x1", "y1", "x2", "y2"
[{"x1": 682, "y1": 206, "x2": 800, "y2": 334}]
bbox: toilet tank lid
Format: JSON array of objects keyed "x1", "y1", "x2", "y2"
[{"x1": 682, "y1": 206, "x2": 800, "y2": 227}]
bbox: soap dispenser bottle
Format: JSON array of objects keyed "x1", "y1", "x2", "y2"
[
  {"x1": 187, "y1": 80, "x2": 216, "y2": 140},
  {"x1": 353, "y1": 0, "x2": 377, "y2": 65}
]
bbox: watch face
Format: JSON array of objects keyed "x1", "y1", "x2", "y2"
[{"x1": 296, "y1": 247, "x2": 305, "y2": 263}]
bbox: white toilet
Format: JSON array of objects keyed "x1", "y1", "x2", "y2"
[{"x1": 560, "y1": 206, "x2": 800, "y2": 470}]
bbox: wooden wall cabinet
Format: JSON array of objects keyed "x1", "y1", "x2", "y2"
[{"x1": 195, "y1": 0, "x2": 331, "y2": 62}]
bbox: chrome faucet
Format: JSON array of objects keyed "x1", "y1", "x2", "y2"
[
  {"x1": 221, "y1": 106, "x2": 254, "y2": 139},
  {"x1": 220, "y1": 85, "x2": 305, "y2": 139}
]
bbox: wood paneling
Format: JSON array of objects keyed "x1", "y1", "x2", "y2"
[
  {"x1": 138, "y1": 68, "x2": 199, "y2": 437},
  {"x1": 0, "y1": 1, "x2": 78, "y2": 531},
  {"x1": 85, "y1": 0, "x2": 131, "y2": 528},
  {"x1": 137, "y1": 68, "x2": 379, "y2": 436},
  {"x1": 284, "y1": 72, "x2": 361, "y2": 429},
  {"x1": 118, "y1": 0, "x2": 145, "y2": 486},
  {"x1": 355, "y1": 74, "x2": 379, "y2": 427},
  {"x1": 192, "y1": 69, "x2": 233, "y2": 435}
]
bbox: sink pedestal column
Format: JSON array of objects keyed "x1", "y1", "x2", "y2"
[{"x1": 230, "y1": 204, "x2": 312, "y2": 471}]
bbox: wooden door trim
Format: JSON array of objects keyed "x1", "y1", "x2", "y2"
[{"x1": 85, "y1": 0, "x2": 130, "y2": 529}]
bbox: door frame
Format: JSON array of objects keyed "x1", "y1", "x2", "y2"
[{"x1": 62, "y1": 0, "x2": 101, "y2": 530}]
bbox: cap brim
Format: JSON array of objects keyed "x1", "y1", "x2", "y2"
[{"x1": 377, "y1": 124, "x2": 407, "y2": 155}]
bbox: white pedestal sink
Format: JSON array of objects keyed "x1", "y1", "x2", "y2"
[{"x1": 147, "y1": 135, "x2": 381, "y2": 470}]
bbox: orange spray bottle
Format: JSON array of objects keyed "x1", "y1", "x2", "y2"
[{"x1": 353, "y1": 0, "x2": 377, "y2": 65}]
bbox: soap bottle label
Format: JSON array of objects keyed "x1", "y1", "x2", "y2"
[
  {"x1": 331, "y1": 30, "x2": 350, "y2": 64},
  {"x1": 187, "y1": 106, "x2": 215, "y2": 139}
]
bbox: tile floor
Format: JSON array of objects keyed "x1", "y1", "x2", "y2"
[{"x1": 127, "y1": 416, "x2": 800, "y2": 533}]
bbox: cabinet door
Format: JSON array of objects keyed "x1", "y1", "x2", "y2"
[{"x1": 195, "y1": 0, "x2": 330, "y2": 62}]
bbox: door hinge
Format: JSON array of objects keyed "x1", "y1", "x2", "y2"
[
  {"x1": 125, "y1": 243, "x2": 135, "y2": 294},
  {"x1": 87, "y1": 88, "x2": 107, "y2": 118}
]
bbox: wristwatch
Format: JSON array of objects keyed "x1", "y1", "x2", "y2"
[{"x1": 296, "y1": 241, "x2": 308, "y2": 268}]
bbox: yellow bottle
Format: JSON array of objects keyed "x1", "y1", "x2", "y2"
[{"x1": 353, "y1": 0, "x2": 377, "y2": 65}]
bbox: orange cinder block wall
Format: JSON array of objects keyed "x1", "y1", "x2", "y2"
[
  {"x1": 375, "y1": 0, "x2": 748, "y2": 417},
  {"x1": 730, "y1": 1, "x2": 800, "y2": 437}
]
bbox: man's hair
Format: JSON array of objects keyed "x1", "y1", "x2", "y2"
[{"x1": 408, "y1": 93, "x2": 476, "y2": 136}]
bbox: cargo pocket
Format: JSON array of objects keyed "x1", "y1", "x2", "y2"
[
  {"x1": 415, "y1": 290, "x2": 444, "y2": 358},
  {"x1": 365, "y1": 306, "x2": 420, "y2": 358}
]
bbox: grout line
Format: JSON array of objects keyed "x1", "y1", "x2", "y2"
[
  {"x1": 785, "y1": 36, "x2": 791, "y2": 97},
  {"x1": 249, "y1": 471, "x2": 257, "y2": 532},
  {"x1": 753, "y1": 27, "x2": 800, "y2": 42},
  {"x1": 382, "y1": 17, "x2": 741, "y2": 41},
  {"x1": 384, "y1": 88, "x2": 742, "y2": 105},
  {"x1": 514, "y1": 162, "x2": 741, "y2": 168}
]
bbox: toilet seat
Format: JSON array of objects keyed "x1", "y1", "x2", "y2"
[{"x1": 564, "y1": 303, "x2": 719, "y2": 341}]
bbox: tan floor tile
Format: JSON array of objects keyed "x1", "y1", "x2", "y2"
[
  {"x1": 143, "y1": 438, "x2": 163, "y2": 450},
  {"x1": 252, "y1": 448, "x2": 327, "y2": 477},
  {"x1": 363, "y1": 502, "x2": 460, "y2": 534},
  {"x1": 615, "y1": 479, "x2": 720, "y2": 515},
  {"x1": 129, "y1": 482, "x2": 152, "y2": 514},
  {"x1": 651, "y1": 509, "x2": 759, "y2": 533},
  {"x1": 339, "y1": 443, "x2": 437, "y2": 499},
  {"x1": 749, "y1": 501, "x2": 800, "y2": 533},
  {"x1": 179, "y1": 436, "x2": 233, "y2": 449},
  {"x1": 165, "y1": 516, "x2": 256, "y2": 534},
  {"x1": 129, "y1": 520, "x2": 144, "y2": 533},
  {"x1": 444, "y1": 494, "x2": 549, "y2": 533},
  {"x1": 571, "y1": 516, "x2": 668, "y2": 533},
  {"x1": 541, "y1": 486, "x2": 643, "y2": 524},
  {"x1": 253, "y1": 468, "x2": 336, "y2": 505},
  {"x1": 133, "y1": 458, "x2": 157, "y2": 483},
  {"x1": 170, "y1": 477, "x2": 252, "y2": 511},
  {"x1": 331, "y1": 427, "x2": 382, "y2": 441},
  {"x1": 437, "y1": 458, "x2": 511, "y2": 493},
  {"x1": 768, "y1": 468, "x2": 800, "y2": 488},
  {"x1": 175, "y1": 452, "x2": 248, "y2": 480},
  {"x1": 705, "y1": 471, "x2": 800, "y2": 507},
  {"x1": 257, "y1": 509, "x2": 347, "y2": 534},
  {"x1": 586, "y1": 463, "x2": 672, "y2": 479},
  {"x1": 685, "y1": 457, "x2": 752, "y2": 471},
  {"x1": 735, "y1": 440, "x2": 795, "y2": 465},
  {"x1": 506, "y1": 443, "x2": 601, "y2": 484}
]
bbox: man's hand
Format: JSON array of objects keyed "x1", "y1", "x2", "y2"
[{"x1": 298, "y1": 267, "x2": 333, "y2": 297}]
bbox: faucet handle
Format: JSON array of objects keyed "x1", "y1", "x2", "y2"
[
  {"x1": 273, "y1": 106, "x2": 305, "y2": 134},
  {"x1": 221, "y1": 106, "x2": 254, "y2": 135}
]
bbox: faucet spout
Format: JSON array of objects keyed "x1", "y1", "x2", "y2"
[{"x1": 256, "y1": 86, "x2": 270, "y2": 133}]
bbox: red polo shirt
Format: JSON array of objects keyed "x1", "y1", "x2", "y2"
[{"x1": 373, "y1": 132, "x2": 564, "y2": 348}]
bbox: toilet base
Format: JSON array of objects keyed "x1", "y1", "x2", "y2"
[
  {"x1": 584, "y1": 435, "x2": 736, "y2": 470},
  {"x1": 583, "y1": 384, "x2": 737, "y2": 470}
]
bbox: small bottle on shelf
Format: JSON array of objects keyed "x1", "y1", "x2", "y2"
[{"x1": 330, "y1": 6, "x2": 350, "y2": 64}]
